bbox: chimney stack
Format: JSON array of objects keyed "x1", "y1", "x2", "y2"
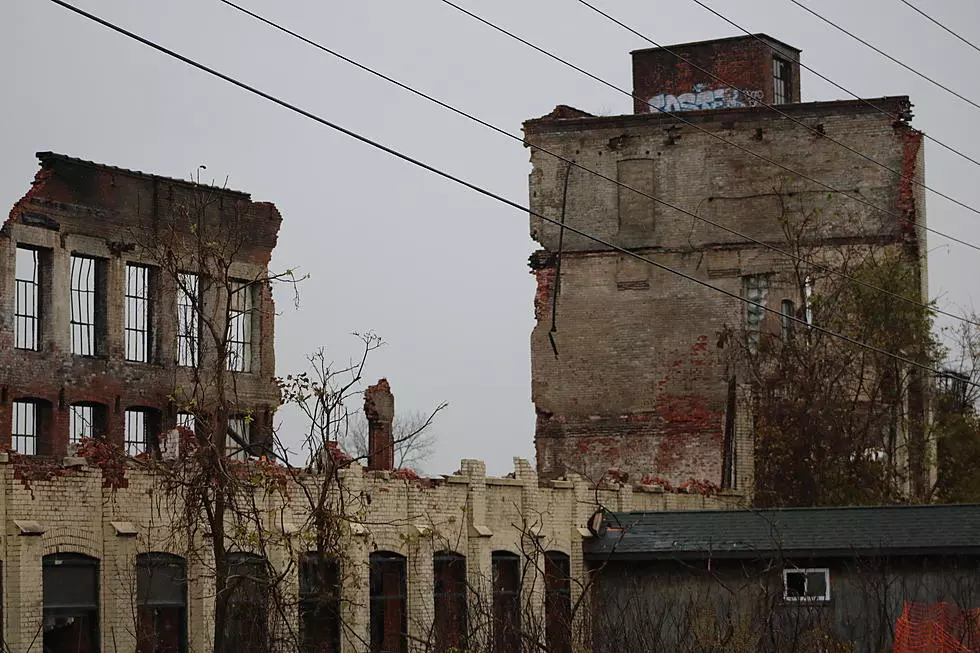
[{"x1": 365, "y1": 379, "x2": 395, "y2": 471}]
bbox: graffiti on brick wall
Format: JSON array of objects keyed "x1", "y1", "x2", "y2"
[{"x1": 648, "y1": 84, "x2": 763, "y2": 112}]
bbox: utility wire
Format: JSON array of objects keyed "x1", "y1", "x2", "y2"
[
  {"x1": 787, "y1": 0, "x2": 980, "y2": 113},
  {"x1": 898, "y1": 0, "x2": 980, "y2": 57},
  {"x1": 213, "y1": 0, "x2": 979, "y2": 329},
  {"x1": 576, "y1": 0, "x2": 980, "y2": 223},
  {"x1": 437, "y1": 0, "x2": 980, "y2": 253},
  {"x1": 44, "y1": 0, "x2": 980, "y2": 390},
  {"x1": 688, "y1": 0, "x2": 980, "y2": 171}
]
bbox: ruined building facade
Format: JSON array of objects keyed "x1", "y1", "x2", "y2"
[
  {"x1": 526, "y1": 35, "x2": 928, "y2": 491},
  {"x1": 0, "y1": 152, "x2": 281, "y2": 459}
]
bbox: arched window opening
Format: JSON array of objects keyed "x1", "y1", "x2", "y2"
[
  {"x1": 369, "y1": 551, "x2": 407, "y2": 653},
  {"x1": 69, "y1": 402, "x2": 108, "y2": 446},
  {"x1": 299, "y1": 553, "x2": 341, "y2": 653},
  {"x1": 225, "y1": 553, "x2": 270, "y2": 653},
  {"x1": 125, "y1": 407, "x2": 161, "y2": 457},
  {"x1": 43, "y1": 553, "x2": 99, "y2": 653},
  {"x1": 433, "y1": 552, "x2": 467, "y2": 652},
  {"x1": 137, "y1": 553, "x2": 187, "y2": 653},
  {"x1": 545, "y1": 551, "x2": 572, "y2": 653},
  {"x1": 491, "y1": 551, "x2": 521, "y2": 653}
]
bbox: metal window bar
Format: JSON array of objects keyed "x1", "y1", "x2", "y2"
[
  {"x1": 125, "y1": 409, "x2": 148, "y2": 456},
  {"x1": 227, "y1": 281, "x2": 253, "y2": 372},
  {"x1": 176, "y1": 412, "x2": 196, "y2": 432},
  {"x1": 177, "y1": 273, "x2": 199, "y2": 367},
  {"x1": 12, "y1": 400, "x2": 38, "y2": 455},
  {"x1": 125, "y1": 264, "x2": 151, "y2": 362},
  {"x1": 70, "y1": 255, "x2": 97, "y2": 356},
  {"x1": 227, "y1": 417, "x2": 249, "y2": 461},
  {"x1": 70, "y1": 405, "x2": 94, "y2": 445},
  {"x1": 14, "y1": 247, "x2": 40, "y2": 350}
]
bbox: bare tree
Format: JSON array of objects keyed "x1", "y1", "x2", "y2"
[{"x1": 338, "y1": 410, "x2": 438, "y2": 472}]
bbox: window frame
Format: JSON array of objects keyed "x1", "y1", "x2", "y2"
[
  {"x1": 780, "y1": 299, "x2": 796, "y2": 342},
  {"x1": 773, "y1": 56, "x2": 791, "y2": 104},
  {"x1": 227, "y1": 280, "x2": 254, "y2": 373},
  {"x1": 125, "y1": 407, "x2": 159, "y2": 457},
  {"x1": 136, "y1": 552, "x2": 188, "y2": 653},
  {"x1": 69, "y1": 402, "x2": 106, "y2": 446},
  {"x1": 491, "y1": 551, "x2": 522, "y2": 653},
  {"x1": 544, "y1": 551, "x2": 572, "y2": 653},
  {"x1": 176, "y1": 272, "x2": 199, "y2": 367},
  {"x1": 14, "y1": 246, "x2": 41, "y2": 351},
  {"x1": 11, "y1": 399, "x2": 40, "y2": 455},
  {"x1": 433, "y1": 551, "x2": 468, "y2": 653},
  {"x1": 299, "y1": 552, "x2": 341, "y2": 653},
  {"x1": 225, "y1": 552, "x2": 270, "y2": 653},
  {"x1": 43, "y1": 553, "x2": 100, "y2": 653},
  {"x1": 125, "y1": 263, "x2": 153, "y2": 363},
  {"x1": 369, "y1": 551, "x2": 408, "y2": 653},
  {"x1": 227, "y1": 416, "x2": 250, "y2": 461},
  {"x1": 782, "y1": 567, "x2": 831, "y2": 602},
  {"x1": 69, "y1": 254, "x2": 103, "y2": 357}
]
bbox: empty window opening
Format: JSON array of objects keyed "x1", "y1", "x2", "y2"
[
  {"x1": 176, "y1": 412, "x2": 196, "y2": 433},
  {"x1": 783, "y1": 568, "x2": 830, "y2": 601},
  {"x1": 434, "y1": 552, "x2": 468, "y2": 652},
  {"x1": 225, "y1": 553, "x2": 270, "y2": 653},
  {"x1": 70, "y1": 403, "x2": 106, "y2": 446},
  {"x1": 300, "y1": 553, "x2": 341, "y2": 653},
  {"x1": 780, "y1": 299, "x2": 796, "y2": 341},
  {"x1": 370, "y1": 551, "x2": 407, "y2": 653},
  {"x1": 492, "y1": 551, "x2": 521, "y2": 653},
  {"x1": 545, "y1": 552, "x2": 572, "y2": 653},
  {"x1": 804, "y1": 276, "x2": 815, "y2": 324},
  {"x1": 15, "y1": 246, "x2": 40, "y2": 350},
  {"x1": 125, "y1": 408, "x2": 158, "y2": 457},
  {"x1": 773, "y1": 56, "x2": 792, "y2": 104},
  {"x1": 177, "y1": 273, "x2": 199, "y2": 367},
  {"x1": 227, "y1": 416, "x2": 250, "y2": 461},
  {"x1": 137, "y1": 553, "x2": 188, "y2": 653},
  {"x1": 12, "y1": 399, "x2": 40, "y2": 455},
  {"x1": 227, "y1": 281, "x2": 254, "y2": 373},
  {"x1": 70, "y1": 255, "x2": 98, "y2": 356},
  {"x1": 743, "y1": 275, "x2": 770, "y2": 353},
  {"x1": 43, "y1": 553, "x2": 99, "y2": 653},
  {"x1": 126, "y1": 264, "x2": 152, "y2": 363}
]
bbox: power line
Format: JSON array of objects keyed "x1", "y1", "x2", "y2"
[
  {"x1": 575, "y1": 0, "x2": 980, "y2": 223},
  {"x1": 437, "y1": 0, "x2": 980, "y2": 254},
  {"x1": 787, "y1": 0, "x2": 980, "y2": 113},
  {"x1": 43, "y1": 0, "x2": 980, "y2": 390},
  {"x1": 687, "y1": 0, "x2": 980, "y2": 171},
  {"x1": 212, "y1": 0, "x2": 979, "y2": 329},
  {"x1": 898, "y1": 0, "x2": 980, "y2": 57}
]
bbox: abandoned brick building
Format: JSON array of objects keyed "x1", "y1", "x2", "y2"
[
  {"x1": 525, "y1": 34, "x2": 928, "y2": 492},
  {"x1": 0, "y1": 152, "x2": 281, "y2": 459}
]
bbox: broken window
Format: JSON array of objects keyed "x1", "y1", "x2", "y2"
[
  {"x1": 43, "y1": 553, "x2": 99, "y2": 653},
  {"x1": 137, "y1": 553, "x2": 187, "y2": 653},
  {"x1": 125, "y1": 407, "x2": 159, "y2": 457},
  {"x1": 773, "y1": 56, "x2": 791, "y2": 104},
  {"x1": 804, "y1": 276, "x2": 814, "y2": 324},
  {"x1": 780, "y1": 299, "x2": 796, "y2": 342},
  {"x1": 433, "y1": 552, "x2": 467, "y2": 652},
  {"x1": 743, "y1": 275, "x2": 770, "y2": 353},
  {"x1": 369, "y1": 551, "x2": 407, "y2": 653},
  {"x1": 227, "y1": 416, "x2": 249, "y2": 461},
  {"x1": 544, "y1": 551, "x2": 572, "y2": 653},
  {"x1": 12, "y1": 399, "x2": 41, "y2": 455},
  {"x1": 126, "y1": 264, "x2": 152, "y2": 363},
  {"x1": 225, "y1": 553, "x2": 270, "y2": 653},
  {"x1": 70, "y1": 255, "x2": 102, "y2": 356},
  {"x1": 176, "y1": 273, "x2": 199, "y2": 367},
  {"x1": 299, "y1": 553, "x2": 341, "y2": 653},
  {"x1": 14, "y1": 246, "x2": 40, "y2": 350},
  {"x1": 491, "y1": 551, "x2": 521, "y2": 653},
  {"x1": 69, "y1": 403, "x2": 106, "y2": 446},
  {"x1": 227, "y1": 280, "x2": 254, "y2": 373},
  {"x1": 783, "y1": 568, "x2": 830, "y2": 601},
  {"x1": 176, "y1": 412, "x2": 196, "y2": 433}
]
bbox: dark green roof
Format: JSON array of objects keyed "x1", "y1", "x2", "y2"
[{"x1": 584, "y1": 504, "x2": 980, "y2": 561}]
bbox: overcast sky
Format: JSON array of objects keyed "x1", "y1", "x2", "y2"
[{"x1": 3, "y1": 0, "x2": 979, "y2": 475}]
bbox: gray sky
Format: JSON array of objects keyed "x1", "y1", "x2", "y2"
[{"x1": 3, "y1": 0, "x2": 979, "y2": 475}]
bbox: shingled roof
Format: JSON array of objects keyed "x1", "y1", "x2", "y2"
[{"x1": 584, "y1": 504, "x2": 980, "y2": 561}]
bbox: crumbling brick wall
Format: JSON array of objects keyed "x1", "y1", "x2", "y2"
[
  {"x1": 524, "y1": 96, "x2": 925, "y2": 488},
  {"x1": 0, "y1": 152, "x2": 282, "y2": 455}
]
